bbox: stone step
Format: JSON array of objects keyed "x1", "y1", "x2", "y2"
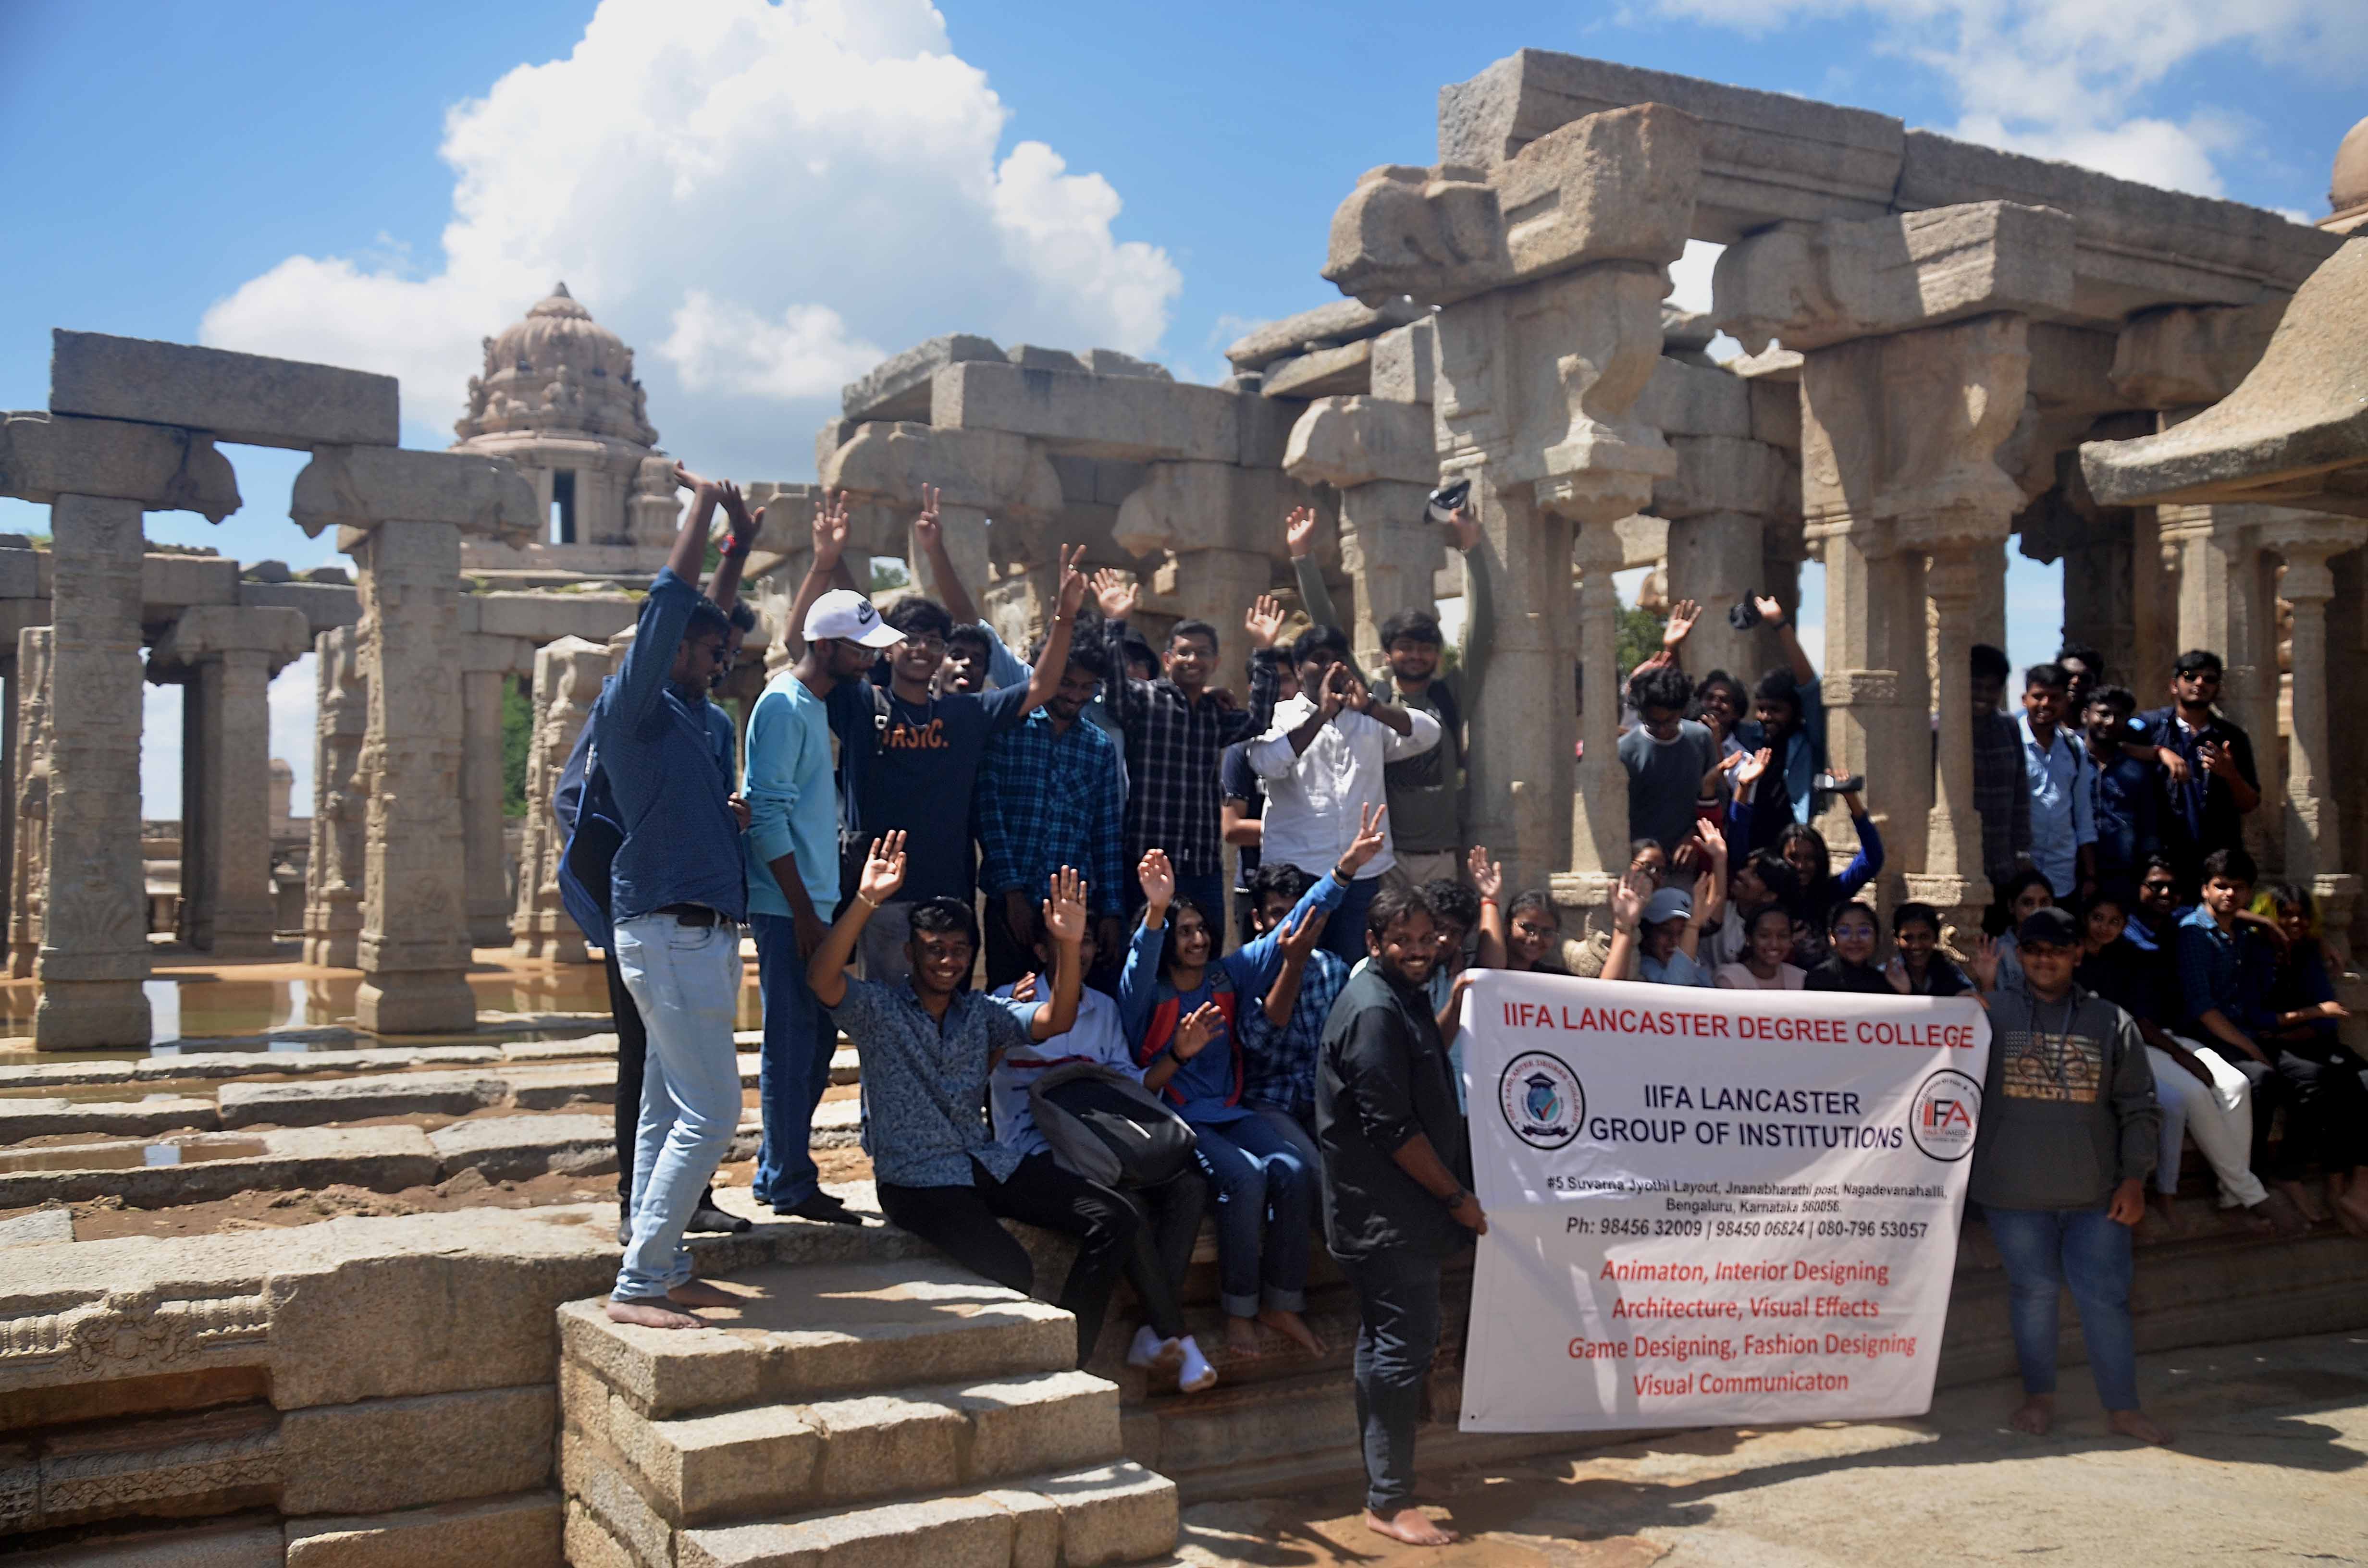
[
  {"x1": 558, "y1": 1258, "x2": 1078, "y2": 1420},
  {"x1": 0, "y1": 1094, "x2": 218, "y2": 1142},
  {"x1": 584, "y1": 1367, "x2": 1120, "y2": 1525},
  {"x1": 0, "y1": 1125, "x2": 443, "y2": 1207},
  {"x1": 567, "y1": 1443, "x2": 1175, "y2": 1568}
]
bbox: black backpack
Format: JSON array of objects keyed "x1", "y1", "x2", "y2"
[{"x1": 1028, "y1": 1061, "x2": 1199, "y2": 1188}]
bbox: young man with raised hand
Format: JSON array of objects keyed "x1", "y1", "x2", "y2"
[
  {"x1": 1285, "y1": 501, "x2": 1491, "y2": 891},
  {"x1": 826, "y1": 514, "x2": 1088, "y2": 982},
  {"x1": 810, "y1": 836, "x2": 1137, "y2": 1368},
  {"x1": 2128, "y1": 649, "x2": 2261, "y2": 891},
  {"x1": 1093, "y1": 571, "x2": 1290, "y2": 923},
  {"x1": 741, "y1": 491, "x2": 906, "y2": 1226},
  {"x1": 596, "y1": 463, "x2": 760, "y2": 1331},
  {"x1": 1250, "y1": 624, "x2": 1441, "y2": 963},
  {"x1": 1319, "y1": 882, "x2": 1482, "y2": 1548},
  {"x1": 1972, "y1": 905, "x2": 2170, "y2": 1446}
]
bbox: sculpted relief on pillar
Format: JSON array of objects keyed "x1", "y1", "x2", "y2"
[
  {"x1": 511, "y1": 636, "x2": 609, "y2": 963},
  {"x1": 303, "y1": 625, "x2": 369, "y2": 969},
  {"x1": 9, "y1": 628, "x2": 53, "y2": 978}
]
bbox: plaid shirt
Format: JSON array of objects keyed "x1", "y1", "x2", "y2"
[
  {"x1": 1971, "y1": 710, "x2": 2031, "y2": 886},
  {"x1": 1102, "y1": 618, "x2": 1279, "y2": 879},
  {"x1": 975, "y1": 710, "x2": 1126, "y2": 914},
  {"x1": 1240, "y1": 948, "x2": 1348, "y2": 1123}
]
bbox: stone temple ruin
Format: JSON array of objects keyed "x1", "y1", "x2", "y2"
[{"x1": 1, "y1": 49, "x2": 2366, "y2": 1568}]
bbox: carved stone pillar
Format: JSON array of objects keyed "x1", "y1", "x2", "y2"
[
  {"x1": 512, "y1": 635, "x2": 609, "y2": 963},
  {"x1": 2160, "y1": 503, "x2": 2284, "y2": 872},
  {"x1": 1665, "y1": 509, "x2": 1769, "y2": 680},
  {"x1": 148, "y1": 606, "x2": 310, "y2": 957},
  {"x1": 1158, "y1": 548, "x2": 1272, "y2": 652},
  {"x1": 2263, "y1": 516, "x2": 2368, "y2": 963},
  {"x1": 303, "y1": 625, "x2": 368, "y2": 968},
  {"x1": 296, "y1": 446, "x2": 536, "y2": 1032},
  {"x1": 37, "y1": 496, "x2": 153, "y2": 1047},
  {"x1": 460, "y1": 663, "x2": 513, "y2": 950},
  {"x1": 10, "y1": 628, "x2": 53, "y2": 979},
  {"x1": 1282, "y1": 396, "x2": 1441, "y2": 671}
]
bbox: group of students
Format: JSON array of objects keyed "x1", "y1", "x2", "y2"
[{"x1": 572, "y1": 469, "x2": 2368, "y2": 1543}]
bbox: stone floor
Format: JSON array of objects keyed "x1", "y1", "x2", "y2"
[{"x1": 1169, "y1": 1330, "x2": 2368, "y2": 1567}]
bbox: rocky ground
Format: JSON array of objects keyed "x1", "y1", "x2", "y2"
[{"x1": 1171, "y1": 1330, "x2": 2368, "y2": 1567}]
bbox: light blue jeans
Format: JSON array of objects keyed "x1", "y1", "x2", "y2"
[
  {"x1": 1983, "y1": 1203, "x2": 2140, "y2": 1411},
  {"x1": 612, "y1": 913, "x2": 744, "y2": 1302}
]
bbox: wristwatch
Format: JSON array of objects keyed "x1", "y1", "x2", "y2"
[{"x1": 1441, "y1": 1186, "x2": 1470, "y2": 1210}]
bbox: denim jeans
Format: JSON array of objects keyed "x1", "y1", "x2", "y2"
[
  {"x1": 1320, "y1": 874, "x2": 1380, "y2": 965},
  {"x1": 1193, "y1": 1111, "x2": 1317, "y2": 1318},
  {"x1": 751, "y1": 912, "x2": 835, "y2": 1210},
  {"x1": 1338, "y1": 1247, "x2": 1445, "y2": 1514},
  {"x1": 1983, "y1": 1203, "x2": 2140, "y2": 1411},
  {"x1": 612, "y1": 914, "x2": 744, "y2": 1302}
]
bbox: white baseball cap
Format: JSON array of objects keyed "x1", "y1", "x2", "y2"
[{"x1": 805, "y1": 589, "x2": 906, "y2": 648}]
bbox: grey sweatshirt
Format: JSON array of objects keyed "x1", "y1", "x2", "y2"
[{"x1": 1969, "y1": 984, "x2": 2161, "y2": 1212}]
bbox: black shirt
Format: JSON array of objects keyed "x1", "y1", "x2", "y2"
[
  {"x1": 1803, "y1": 957, "x2": 1895, "y2": 995},
  {"x1": 2074, "y1": 938, "x2": 2172, "y2": 1028},
  {"x1": 1316, "y1": 965, "x2": 1470, "y2": 1260}
]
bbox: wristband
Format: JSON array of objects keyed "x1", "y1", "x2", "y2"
[
  {"x1": 854, "y1": 893, "x2": 878, "y2": 911},
  {"x1": 1441, "y1": 1186, "x2": 1469, "y2": 1210}
]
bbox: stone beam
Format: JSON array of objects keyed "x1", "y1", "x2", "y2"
[
  {"x1": 292, "y1": 446, "x2": 539, "y2": 547},
  {"x1": 841, "y1": 333, "x2": 1005, "y2": 423},
  {"x1": 50, "y1": 331, "x2": 399, "y2": 452},
  {"x1": 1714, "y1": 202, "x2": 2072, "y2": 354},
  {"x1": 1436, "y1": 50, "x2": 1904, "y2": 240},
  {"x1": 1225, "y1": 298, "x2": 1426, "y2": 372},
  {"x1": 2080, "y1": 240, "x2": 2368, "y2": 518},
  {"x1": 1259, "y1": 340, "x2": 1373, "y2": 400},
  {"x1": 147, "y1": 604, "x2": 313, "y2": 671},
  {"x1": 930, "y1": 362, "x2": 1244, "y2": 464},
  {"x1": 2106, "y1": 298, "x2": 2287, "y2": 411},
  {"x1": 0, "y1": 412, "x2": 241, "y2": 521},
  {"x1": 1324, "y1": 102, "x2": 1701, "y2": 306},
  {"x1": 821, "y1": 419, "x2": 1066, "y2": 600},
  {"x1": 1111, "y1": 461, "x2": 1320, "y2": 560},
  {"x1": 1282, "y1": 397, "x2": 1439, "y2": 490}
]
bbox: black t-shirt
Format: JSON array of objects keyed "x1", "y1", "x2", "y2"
[
  {"x1": 1803, "y1": 957, "x2": 1894, "y2": 995},
  {"x1": 1316, "y1": 966, "x2": 1470, "y2": 1260},
  {"x1": 2074, "y1": 938, "x2": 2171, "y2": 1027},
  {"x1": 829, "y1": 679, "x2": 1032, "y2": 903},
  {"x1": 1220, "y1": 739, "x2": 1262, "y2": 894}
]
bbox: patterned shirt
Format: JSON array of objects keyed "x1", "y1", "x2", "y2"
[
  {"x1": 1101, "y1": 618, "x2": 1279, "y2": 879},
  {"x1": 1971, "y1": 710, "x2": 2031, "y2": 886},
  {"x1": 975, "y1": 711, "x2": 1125, "y2": 915},
  {"x1": 1240, "y1": 948, "x2": 1348, "y2": 1123},
  {"x1": 828, "y1": 975, "x2": 1033, "y2": 1188}
]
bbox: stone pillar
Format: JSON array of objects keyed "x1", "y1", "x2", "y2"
[
  {"x1": 1158, "y1": 548, "x2": 1273, "y2": 655},
  {"x1": 1281, "y1": 396, "x2": 1440, "y2": 671},
  {"x1": 0, "y1": 645, "x2": 16, "y2": 949},
  {"x1": 148, "y1": 606, "x2": 311, "y2": 957},
  {"x1": 303, "y1": 625, "x2": 368, "y2": 968},
  {"x1": 460, "y1": 660, "x2": 514, "y2": 950},
  {"x1": 1569, "y1": 513, "x2": 1630, "y2": 886},
  {"x1": 2161, "y1": 503, "x2": 2284, "y2": 871},
  {"x1": 2262, "y1": 516, "x2": 2368, "y2": 961},
  {"x1": 10, "y1": 628, "x2": 53, "y2": 979},
  {"x1": 1665, "y1": 510, "x2": 1767, "y2": 679},
  {"x1": 512, "y1": 635, "x2": 610, "y2": 963},
  {"x1": 1884, "y1": 315, "x2": 2032, "y2": 928},
  {"x1": 295, "y1": 445, "x2": 538, "y2": 1032},
  {"x1": 36, "y1": 496, "x2": 151, "y2": 1047}
]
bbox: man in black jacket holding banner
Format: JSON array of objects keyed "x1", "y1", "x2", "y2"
[{"x1": 1317, "y1": 883, "x2": 1485, "y2": 1548}]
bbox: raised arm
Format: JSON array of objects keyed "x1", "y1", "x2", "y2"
[
  {"x1": 1117, "y1": 849, "x2": 1174, "y2": 1044},
  {"x1": 783, "y1": 490, "x2": 853, "y2": 660},
  {"x1": 1018, "y1": 546, "x2": 1088, "y2": 714},
  {"x1": 1603, "y1": 872, "x2": 1645, "y2": 981},
  {"x1": 1756, "y1": 594, "x2": 1815, "y2": 689},
  {"x1": 1468, "y1": 846, "x2": 1507, "y2": 969},
  {"x1": 1452, "y1": 507, "x2": 1493, "y2": 704},
  {"x1": 908, "y1": 485, "x2": 980, "y2": 625},
  {"x1": 1261, "y1": 904, "x2": 1328, "y2": 1028},
  {"x1": 668, "y1": 463, "x2": 719, "y2": 585},
  {"x1": 809, "y1": 832, "x2": 905, "y2": 1007},
  {"x1": 1026, "y1": 866, "x2": 1087, "y2": 1042},
  {"x1": 707, "y1": 478, "x2": 763, "y2": 613},
  {"x1": 1092, "y1": 570, "x2": 1148, "y2": 731},
  {"x1": 1283, "y1": 505, "x2": 1367, "y2": 687}
]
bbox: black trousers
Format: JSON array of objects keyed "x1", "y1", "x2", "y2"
[
  {"x1": 608, "y1": 948, "x2": 719, "y2": 1214},
  {"x1": 1118, "y1": 1167, "x2": 1206, "y2": 1342},
  {"x1": 2269, "y1": 1047, "x2": 2368, "y2": 1176},
  {"x1": 879, "y1": 1152, "x2": 1140, "y2": 1365},
  {"x1": 983, "y1": 892, "x2": 1034, "y2": 990},
  {"x1": 1338, "y1": 1246, "x2": 1446, "y2": 1515}
]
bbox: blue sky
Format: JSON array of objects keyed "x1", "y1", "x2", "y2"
[{"x1": 1, "y1": 0, "x2": 2359, "y2": 810}]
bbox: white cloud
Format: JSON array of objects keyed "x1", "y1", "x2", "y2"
[
  {"x1": 198, "y1": 0, "x2": 1183, "y2": 477},
  {"x1": 1651, "y1": 0, "x2": 2368, "y2": 199}
]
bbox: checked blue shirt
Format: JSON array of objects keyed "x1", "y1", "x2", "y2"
[
  {"x1": 1240, "y1": 947, "x2": 1348, "y2": 1124},
  {"x1": 975, "y1": 710, "x2": 1126, "y2": 915}
]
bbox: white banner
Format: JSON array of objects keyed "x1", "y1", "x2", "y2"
[{"x1": 1457, "y1": 968, "x2": 1990, "y2": 1433}]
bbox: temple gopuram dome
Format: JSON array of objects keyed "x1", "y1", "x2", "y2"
[
  {"x1": 2326, "y1": 117, "x2": 2368, "y2": 234},
  {"x1": 454, "y1": 282, "x2": 659, "y2": 446}
]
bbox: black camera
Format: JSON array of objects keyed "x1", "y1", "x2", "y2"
[
  {"x1": 1425, "y1": 478, "x2": 1471, "y2": 526},
  {"x1": 1727, "y1": 598, "x2": 1764, "y2": 632}
]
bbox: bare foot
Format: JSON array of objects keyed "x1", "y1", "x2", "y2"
[
  {"x1": 2330, "y1": 1188, "x2": 2368, "y2": 1241},
  {"x1": 1258, "y1": 1306, "x2": 1329, "y2": 1357},
  {"x1": 2109, "y1": 1408, "x2": 2175, "y2": 1445},
  {"x1": 2254, "y1": 1190, "x2": 2314, "y2": 1238},
  {"x1": 667, "y1": 1278, "x2": 739, "y2": 1309},
  {"x1": 1224, "y1": 1315, "x2": 1262, "y2": 1359},
  {"x1": 2008, "y1": 1393, "x2": 2054, "y2": 1435},
  {"x1": 1365, "y1": 1507, "x2": 1458, "y2": 1546},
  {"x1": 2277, "y1": 1180, "x2": 2331, "y2": 1225},
  {"x1": 607, "y1": 1297, "x2": 703, "y2": 1331}
]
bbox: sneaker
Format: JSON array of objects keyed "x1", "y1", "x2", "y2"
[
  {"x1": 778, "y1": 1191, "x2": 863, "y2": 1226},
  {"x1": 1176, "y1": 1335, "x2": 1218, "y2": 1394},
  {"x1": 687, "y1": 1203, "x2": 752, "y2": 1235},
  {"x1": 1126, "y1": 1324, "x2": 1178, "y2": 1370}
]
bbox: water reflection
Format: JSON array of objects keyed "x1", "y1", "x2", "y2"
[{"x1": 0, "y1": 962, "x2": 763, "y2": 1049}]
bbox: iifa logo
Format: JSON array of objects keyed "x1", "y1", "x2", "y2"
[
  {"x1": 1908, "y1": 1068, "x2": 1981, "y2": 1161},
  {"x1": 1499, "y1": 1050, "x2": 1583, "y2": 1151}
]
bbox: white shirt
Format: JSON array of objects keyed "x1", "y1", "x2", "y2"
[{"x1": 1246, "y1": 695, "x2": 1441, "y2": 881}]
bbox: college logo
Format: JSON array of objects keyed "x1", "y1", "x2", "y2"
[
  {"x1": 1499, "y1": 1050, "x2": 1584, "y2": 1151},
  {"x1": 1908, "y1": 1068, "x2": 1981, "y2": 1161}
]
